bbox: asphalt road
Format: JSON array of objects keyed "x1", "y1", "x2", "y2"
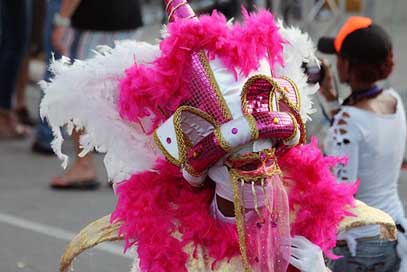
[{"x1": 2, "y1": 89, "x2": 407, "y2": 272}]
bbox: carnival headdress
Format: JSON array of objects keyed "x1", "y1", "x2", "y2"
[
  {"x1": 41, "y1": 2, "x2": 317, "y2": 183},
  {"x1": 120, "y1": 0, "x2": 309, "y2": 188},
  {"x1": 41, "y1": 3, "x2": 358, "y2": 272}
]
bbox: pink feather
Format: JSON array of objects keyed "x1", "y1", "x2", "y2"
[
  {"x1": 112, "y1": 138, "x2": 356, "y2": 271},
  {"x1": 279, "y1": 137, "x2": 358, "y2": 258},
  {"x1": 111, "y1": 160, "x2": 239, "y2": 271},
  {"x1": 118, "y1": 9, "x2": 285, "y2": 131}
]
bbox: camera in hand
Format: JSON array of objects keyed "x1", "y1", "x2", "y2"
[{"x1": 302, "y1": 61, "x2": 325, "y2": 84}]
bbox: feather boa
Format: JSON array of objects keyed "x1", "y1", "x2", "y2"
[
  {"x1": 279, "y1": 137, "x2": 358, "y2": 257},
  {"x1": 111, "y1": 160, "x2": 239, "y2": 272},
  {"x1": 112, "y1": 139, "x2": 356, "y2": 271},
  {"x1": 40, "y1": 41, "x2": 161, "y2": 181},
  {"x1": 119, "y1": 9, "x2": 285, "y2": 130}
]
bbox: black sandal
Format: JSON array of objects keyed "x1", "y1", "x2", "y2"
[{"x1": 50, "y1": 179, "x2": 100, "y2": 190}]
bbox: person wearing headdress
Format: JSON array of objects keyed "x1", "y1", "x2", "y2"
[{"x1": 40, "y1": 3, "x2": 396, "y2": 272}]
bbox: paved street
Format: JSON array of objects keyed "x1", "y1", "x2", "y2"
[
  {"x1": 0, "y1": 24, "x2": 163, "y2": 272},
  {"x1": 2, "y1": 2, "x2": 407, "y2": 272}
]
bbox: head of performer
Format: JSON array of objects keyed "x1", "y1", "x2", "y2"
[
  {"x1": 123, "y1": 2, "x2": 308, "y2": 270},
  {"x1": 318, "y1": 16, "x2": 393, "y2": 90}
]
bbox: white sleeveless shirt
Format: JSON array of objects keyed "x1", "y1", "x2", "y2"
[{"x1": 325, "y1": 89, "x2": 406, "y2": 223}]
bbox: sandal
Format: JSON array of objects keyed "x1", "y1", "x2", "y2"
[
  {"x1": 32, "y1": 141, "x2": 55, "y2": 156},
  {"x1": 50, "y1": 176, "x2": 100, "y2": 190}
]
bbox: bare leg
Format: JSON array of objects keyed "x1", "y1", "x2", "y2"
[
  {"x1": 15, "y1": 55, "x2": 29, "y2": 110},
  {"x1": 50, "y1": 129, "x2": 99, "y2": 189},
  {"x1": 0, "y1": 1, "x2": 31, "y2": 138},
  {"x1": 15, "y1": 54, "x2": 37, "y2": 126}
]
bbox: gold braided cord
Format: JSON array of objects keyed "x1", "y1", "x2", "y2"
[
  {"x1": 277, "y1": 92, "x2": 306, "y2": 144},
  {"x1": 244, "y1": 114, "x2": 259, "y2": 141},
  {"x1": 183, "y1": 163, "x2": 207, "y2": 177},
  {"x1": 173, "y1": 109, "x2": 187, "y2": 163},
  {"x1": 226, "y1": 152, "x2": 263, "y2": 165},
  {"x1": 214, "y1": 127, "x2": 232, "y2": 152},
  {"x1": 272, "y1": 76, "x2": 305, "y2": 144},
  {"x1": 283, "y1": 112, "x2": 299, "y2": 145},
  {"x1": 227, "y1": 147, "x2": 275, "y2": 162},
  {"x1": 168, "y1": 1, "x2": 188, "y2": 21},
  {"x1": 226, "y1": 167, "x2": 282, "y2": 184},
  {"x1": 229, "y1": 170, "x2": 251, "y2": 272},
  {"x1": 269, "y1": 86, "x2": 279, "y2": 112},
  {"x1": 176, "y1": 105, "x2": 219, "y2": 126},
  {"x1": 175, "y1": 107, "x2": 218, "y2": 177},
  {"x1": 251, "y1": 181, "x2": 260, "y2": 216},
  {"x1": 197, "y1": 51, "x2": 233, "y2": 121},
  {"x1": 282, "y1": 76, "x2": 301, "y2": 110},
  {"x1": 153, "y1": 130, "x2": 181, "y2": 166}
]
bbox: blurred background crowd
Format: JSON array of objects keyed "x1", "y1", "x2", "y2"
[{"x1": 1, "y1": 0, "x2": 406, "y2": 188}]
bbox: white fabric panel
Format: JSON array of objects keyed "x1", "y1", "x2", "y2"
[
  {"x1": 180, "y1": 111, "x2": 214, "y2": 145},
  {"x1": 253, "y1": 139, "x2": 273, "y2": 152},
  {"x1": 155, "y1": 115, "x2": 180, "y2": 161},
  {"x1": 219, "y1": 117, "x2": 252, "y2": 148}
]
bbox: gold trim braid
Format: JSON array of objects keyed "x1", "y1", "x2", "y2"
[
  {"x1": 229, "y1": 170, "x2": 252, "y2": 272},
  {"x1": 214, "y1": 127, "x2": 233, "y2": 152},
  {"x1": 154, "y1": 105, "x2": 218, "y2": 166},
  {"x1": 283, "y1": 113, "x2": 299, "y2": 145},
  {"x1": 282, "y1": 76, "x2": 301, "y2": 110},
  {"x1": 277, "y1": 92, "x2": 306, "y2": 144},
  {"x1": 198, "y1": 51, "x2": 233, "y2": 121},
  {"x1": 244, "y1": 114, "x2": 259, "y2": 141},
  {"x1": 153, "y1": 130, "x2": 181, "y2": 166}
]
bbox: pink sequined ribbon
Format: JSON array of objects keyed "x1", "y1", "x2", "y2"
[
  {"x1": 164, "y1": 0, "x2": 197, "y2": 21},
  {"x1": 186, "y1": 112, "x2": 296, "y2": 174}
]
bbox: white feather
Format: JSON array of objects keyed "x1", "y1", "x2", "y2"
[
  {"x1": 40, "y1": 40, "x2": 162, "y2": 182},
  {"x1": 275, "y1": 21, "x2": 320, "y2": 122}
]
